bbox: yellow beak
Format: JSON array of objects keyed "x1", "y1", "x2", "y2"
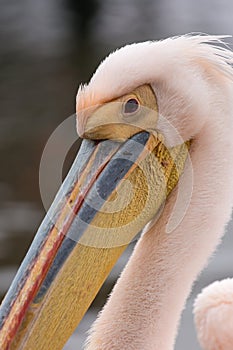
[{"x1": 0, "y1": 130, "x2": 189, "y2": 350}]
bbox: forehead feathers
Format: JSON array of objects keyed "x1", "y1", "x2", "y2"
[{"x1": 76, "y1": 35, "x2": 233, "y2": 112}]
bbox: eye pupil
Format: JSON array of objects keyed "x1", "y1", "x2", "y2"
[{"x1": 123, "y1": 98, "x2": 139, "y2": 114}]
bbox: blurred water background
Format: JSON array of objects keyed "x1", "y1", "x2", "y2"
[{"x1": 0, "y1": 1, "x2": 233, "y2": 349}]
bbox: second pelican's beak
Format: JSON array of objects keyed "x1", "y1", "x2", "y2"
[{"x1": 0, "y1": 85, "x2": 190, "y2": 350}]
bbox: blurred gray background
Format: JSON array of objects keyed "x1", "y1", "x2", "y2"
[{"x1": 0, "y1": 1, "x2": 233, "y2": 349}]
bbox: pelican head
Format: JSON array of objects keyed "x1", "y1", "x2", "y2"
[{"x1": 0, "y1": 35, "x2": 233, "y2": 350}]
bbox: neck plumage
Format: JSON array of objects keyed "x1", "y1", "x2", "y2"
[{"x1": 85, "y1": 105, "x2": 233, "y2": 350}]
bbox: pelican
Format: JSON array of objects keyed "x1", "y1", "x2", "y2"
[{"x1": 0, "y1": 34, "x2": 233, "y2": 350}]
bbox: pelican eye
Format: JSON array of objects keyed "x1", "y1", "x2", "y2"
[{"x1": 123, "y1": 98, "x2": 139, "y2": 115}]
